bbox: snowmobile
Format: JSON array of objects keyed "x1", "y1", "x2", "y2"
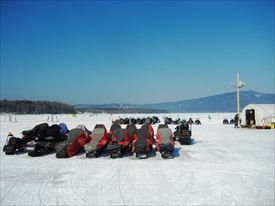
[
  {"x1": 194, "y1": 119, "x2": 201, "y2": 125},
  {"x1": 187, "y1": 118, "x2": 194, "y2": 125},
  {"x1": 3, "y1": 133, "x2": 25, "y2": 155},
  {"x1": 132, "y1": 124, "x2": 154, "y2": 159},
  {"x1": 84, "y1": 124, "x2": 109, "y2": 158},
  {"x1": 25, "y1": 141, "x2": 57, "y2": 157},
  {"x1": 155, "y1": 124, "x2": 175, "y2": 159},
  {"x1": 174, "y1": 122, "x2": 193, "y2": 145},
  {"x1": 120, "y1": 117, "x2": 129, "y2": 124},
  {"x1": 129, "y1": 118, "x2": 137, "y2": 125},
  {"x1": 23, "y1": 123, "x2": 69, "y2": 157},
  {"x1": 164, "y1": 117, "x2": 172, "y2": 124},
  {"x1": 152, "y1": 116, "x2": 161, "y2": 124},
  {"x1": 171, "y1": 118, "x2": 180, "y2": 125},
  {"x1": 136, "y1": 118, "x2": 146, "y2": 125},
  {"x1": 230, "y1": 119, "x2": 235, "y2": 125},
  {"x1": 223, "y1": 119, "x2": 229, "y2": 124},
  {"x1": 56, "y1": 125, "x2": 90, "y2": 158},
  {"x1": 108, "y1": 128, "x2": 130, "y2": 158}
]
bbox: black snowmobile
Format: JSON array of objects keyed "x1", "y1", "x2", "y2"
[
  {"x1": 129, "y1": 118, "x2": 137, "y2": 125},
  {"x1": 174, "y1": 122, "x2": 193, "y2": 145},
  {"x1": 3, "y1": 133, "x2": 25, "y2": 155},
  {"x1": 194, "y1": 119, "x2": 201, "y2": 125},
  {"x1": 136, "y1": 118, "x2": 145, "y2": 125},
  {"x1": 223, "y1": 119, "x2": 229, "y2": 124},
  {"x1": 152, "y1": 116, "x2": 161, "y2": 124},
  {"x1": 171, "y1": 118, "x2": 180, "y2": 125},
  {"x1": 230, "y1": 119, "x2": 235, "y2": 125},
  {"x1": 164, "y1": 117, "x2": 172, "y2": 125},
  {"x1": 25, "y1": 141, "x2": 57, "y2": 157},
  {"x1": 23, "y1": 123, "x2": 68, "y2": 157}
]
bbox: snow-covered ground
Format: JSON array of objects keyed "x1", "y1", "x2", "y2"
[{"x1": 1, "y1": 113, "x2": 274, "y2": 206}]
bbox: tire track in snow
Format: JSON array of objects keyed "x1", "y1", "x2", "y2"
[
  {"x1": 38, "y1": 179, "x2": 44, "y2": 206},
  {"x1": 38, "y1": 171, "x2": 52, "y2": 206},
  {"x1": 211, "y1": 180, "x2": 237, "y2": 205},
  {"x1": 0, "y1": 184, "x2": 17, "y2": 204},
  {"x1": 117, "y1": 169, "x2": 126, "y2": 206},
  {"x1": 34, "y1": 163, "x2": 56, "y2": 206},
  {"x1": 69, "y1": 165, "x2": 90, "y2": 205},
  {"x1": 69, "y1": 158, "x2": 103, "y2": 205},
  {"x1": 37, "y1": 168, "x2": 46, "y2": 206},
  {"x1": 55, "y1": 169, "x2": 75, "y2": 206}
]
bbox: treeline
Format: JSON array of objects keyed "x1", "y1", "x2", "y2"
[{"x1": 0, "y1": 100, "x2": 76, "y2": 114}]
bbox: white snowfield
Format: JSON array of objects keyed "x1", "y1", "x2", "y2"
[{"x1": 0, "y1": 113, "x2": 274, "y2": 206}]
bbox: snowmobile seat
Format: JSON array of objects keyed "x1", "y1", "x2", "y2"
[
  {"x1": 155, "y1": 125, "x2": 175, "y2": 159},
  {"x1": 108, "y1": 128, "x2": 130, "y2": 158},
  {"x1": 132, "y1": 126, "x2": 153, "y2": 159},
  {"x1": 84, "y1": 125, "x2": 109, "y2": 158},
  {"x1": 140, "y1": 124, "x2": 154, "y2": 145},
  {"x1": 126, "y1": 124, "x2": 137, "y2": 143},
  {"x1": 157, "y1": 127, "x2": 173, "y2": 145},
  {"x1": 109, "y1": 124, "x2": 121, "y2": 133}
]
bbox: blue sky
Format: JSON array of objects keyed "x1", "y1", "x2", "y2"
[{"x1": 1, "y1": 0, "x2": 274, "y2": 104}]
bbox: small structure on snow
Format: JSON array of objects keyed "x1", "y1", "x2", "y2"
[{"x1": 240, "y1": 104, "x2": 275, "y2": 128}]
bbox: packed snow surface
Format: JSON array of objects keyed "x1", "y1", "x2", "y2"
[{"x1": 1, "y1": 113, "x2": 274, "y2": 206}]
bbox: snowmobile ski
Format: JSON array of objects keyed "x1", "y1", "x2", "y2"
[
  {"x1": 136, "y1": 152, "x2": 147, "y2": 159},
  {"x1": 161, "y1": 151, "x2": 173, "y2": 159},
  {"x1": 86, "y1": 150, "x2": 99, "y2": 158}
]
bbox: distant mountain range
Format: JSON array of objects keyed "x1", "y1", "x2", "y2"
[{"x1": 75, "y1": 90, "x2": 275, "y2": 113}]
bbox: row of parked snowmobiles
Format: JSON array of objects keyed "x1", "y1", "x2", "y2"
[
  {"x1": 3, "y1": 121, "x2": 193, "y2": 159},
  {"x1": 223, "y1": 119, "x2": 235, "y2": 125},
  {"x1": 113, "y1": 116, "x2": 160, "y2": 125},
  {"x1": 164, "y1": 117, "x2": 201, "y2": 125}
]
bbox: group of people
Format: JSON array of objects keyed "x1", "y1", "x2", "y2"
[{"x1": 3, "y1": 118, "x2": 176, "y2": 159}]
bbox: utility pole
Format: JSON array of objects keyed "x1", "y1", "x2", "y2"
[{"x1": 231, "y1": 72, "x2": 245, "y2": 127}]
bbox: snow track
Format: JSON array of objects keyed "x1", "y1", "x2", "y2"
[{"x1": 1, "y1": 113, "x2": 274, "y2": 205}]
